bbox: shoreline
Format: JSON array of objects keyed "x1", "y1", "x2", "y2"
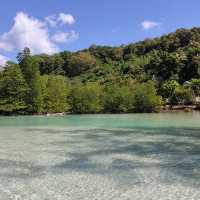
[
  {"x1": 161, "y1": 105, "x2": 200, "y2": 113},
  {"x1": 0, "y1": 105, "x2": 200, "y2": 116}
]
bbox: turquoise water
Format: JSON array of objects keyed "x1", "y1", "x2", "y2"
[{"x1": 0, "y1": 113, "x2": 200, "y2": 199}]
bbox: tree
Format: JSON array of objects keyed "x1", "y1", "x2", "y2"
[
  {"x1": 102, "y1": 85, "x2": 134, "y2": 113},
  {"x1": 161, "y1": 80, "x2": 180, "y2": 98},
  {"x1": 145, "y1": 50, "x2": 182, "y2": 82},
  {"x1": 36, "y1": 54, "x2": 65, "y2": 75},
  {"x1": 133, "y1": 81, "x2": 162, "y2": 113},
  {"x1": 120, "y1": 56, "x2": 148, "y2": 81},
  {"x1": 0, "y1": 63, "x2": 29, "y2": 114},
  {"x1": 17, "y1": 47, "x2": 31, "y2": 63},
  {"x1": 67, "y1": 52, "x2": 97, "y2": 76},
  {"x1": 69, "y1": 82, "x2": 102, "y2": 113},
  {"x1": 189, "y1": 79, "x2": 200, "y2": 96},
  {"x1": 169, "y1": 87, "x2": 194, "y2": 105},
  {"x1": 18, "y1": 48, "x2": 43, "y2": 113},
  {"x1": 44, "y1": 75, "x2": 70, "y2": 113}
]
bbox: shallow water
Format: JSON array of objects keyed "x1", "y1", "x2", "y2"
[{"x1": 0, "y1": 113, "x2": 200, "y2": 200}]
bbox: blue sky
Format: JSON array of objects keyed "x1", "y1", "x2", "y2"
[{"x1": 0, "y1": 0, "x2": 200, "y2": 64}]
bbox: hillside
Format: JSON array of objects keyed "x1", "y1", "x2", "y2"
[
  {"x1": 0, "y1": 27, "x2": 200, "y2": 114},
  {"x1": 35, "y1": 27, "x2": 200, "y2": 83}
]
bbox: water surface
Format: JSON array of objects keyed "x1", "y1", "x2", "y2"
[{"x1": 0, "y1": 113, "x2": 200, "y2": 200}]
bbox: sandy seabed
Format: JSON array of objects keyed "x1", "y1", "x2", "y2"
[
  {"x1": 1, "y1": 171, "x2": 200, "y2": 200},
  {"x1": 1, "y1": 114, "x2": 200, "y2": 200}
]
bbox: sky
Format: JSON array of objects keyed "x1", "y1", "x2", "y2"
[{"x1": 0, "y1": 0, "x2": 200, "y2": 65}]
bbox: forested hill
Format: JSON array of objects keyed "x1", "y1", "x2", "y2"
[
  {"x1": 0, "y1": 27, "x2": 200, "y2": 114},
  {"x1": 36, "y1": 27, "x2": 200, "y2": 83}
]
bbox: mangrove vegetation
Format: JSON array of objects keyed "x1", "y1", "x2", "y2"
[{"x1": 1, "y1": 27, "x2": 200, "y2": 114}]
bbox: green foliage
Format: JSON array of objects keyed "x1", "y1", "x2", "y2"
[
  {"x1": 169, "y1": 87, "x2": 194, "y2": 105},
  {"x1": 36, "y1": 54, "x2": 65, "y2": 75},
  {"x1": 102, "y1": 85, "x2": 134, "y2": 113},
  {"x1": 25, "y1": 27, "x2": 200, "y2": 85},
  {"x1": 161, "y1": 80, "x2": 180, "y2": 98},
  {"x1": 145, "y1": 50, "x2": 182, "y2": 82},
  {"x1": 67, "y1": 52, "x2": 97, "y2": 77},
  {"x1": 44, "y1": 75, "x2": 70, "y2": 113},
  {"x1": 2, "y1": 27, "x2": 200, "y2": 114},
  {"x1": 120, "y1": 56, "x2": 148, "y2": 81},
  {"x1": 17, "y1": 47, "x2": 31, "y2": 63},
  {"x1": 161, "y1": 80, "x2": 195, "y2": 105},
  {"x1": 0, "y1": 63, "x2": 29, "y2": 114},
  {"x1": 19, "y1": 49, "x2": 43, "y2": 113},
  {"x1": 69, "y1": 82, "x2": 102, "y2": 113},
  {"x1": 89, "y1": 45, "x2": 120, "y2": 63},
  {"x1": 133, "y1": 81, "x2": 162, "y2": 113},
  {"x1": 185, "y1": 79, "x2": 200, "y2": 96}
]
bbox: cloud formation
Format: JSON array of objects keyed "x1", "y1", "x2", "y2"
[
  {"x1": 0, "y1": 12, "x2": 58, "y2": 54},
  {"x1": 52, "y1": 31, "x2": 79, "y2": 43},
  {"x1": 141, "y1": 20, "x2": 161, "y2": 30},
  {"x1": 45, "y1": 15, "x2": 58, "y2": 27},
  {"x1": 45, "y1": 13, "x2": 75, "y2": 27},
  {"x1": 58, "y1": 13, "x2": 75, "y2": 25},
  {"x1": 0, "y1": 54, "x2": 8, "y2": 67},
  {"x1": 0, "y1": 12, "x2": 78, "y2": 56}
]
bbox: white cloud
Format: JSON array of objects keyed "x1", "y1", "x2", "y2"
[
  {"x1": 52, "y1": 31, "x2": 79, "y2": 43},
  {"x1": 141, "y1": 20, "x2": 161, "y2": 30},
  {"x1": 0, "y1": 12, "x2": 78, "y2": 56},
  {"x1": 0, "y1": 12, "x2": 58, "y2": 55},
  {"x1": 45, "y1": 13, "x2": 75, "y2": 27},
  {"x1": 0, "y1": 54, "x2": 8, "y2": 67},
  {"x1": 45, "y1": 15, "x2": 57, "y2": 27},
  {"x1": 58, "y1": 13, "x2": 75, "y2": 25}
]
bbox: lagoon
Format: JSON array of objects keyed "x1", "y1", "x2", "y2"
[{"x1": 0, "y1": 113, "x2": 200, "y2": 199}]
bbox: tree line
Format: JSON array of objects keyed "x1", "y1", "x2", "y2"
[{"x1": 1, "y1": 27, "x2": 200, "y2": 114}]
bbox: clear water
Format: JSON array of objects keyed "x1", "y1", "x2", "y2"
[{"x1": 0, "y1": 113, "x2": 200, "y2": 200}]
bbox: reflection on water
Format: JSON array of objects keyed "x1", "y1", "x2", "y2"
[{"x1": 0, "y1": 113, "x2": 200, "y2": 199}]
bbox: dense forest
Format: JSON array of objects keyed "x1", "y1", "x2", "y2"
[{"x1": 1, "y1": 27, "x2": 200, "y2": 115}]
